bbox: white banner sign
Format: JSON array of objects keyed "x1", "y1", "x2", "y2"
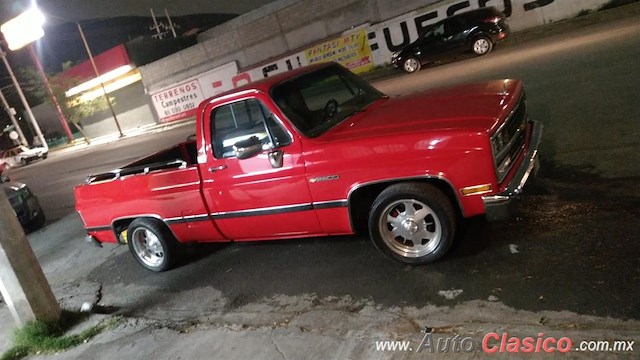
[{"x1": 151, "y1": 79, "x2": 203, "y2": 123}]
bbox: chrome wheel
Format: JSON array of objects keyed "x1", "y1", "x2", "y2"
[
  {"x1": 131, "y1": 227, "x2": 166, "y2": 269},
  {"x1": 473, "y1": 38, "x2": 491, "y2": 55},
  {"x1": 369, "y1": 183, "x2": 455, "y2": 265},
  {"x1": 378, "y1": 199, "x2": 442, "y2": 258},
  {"x1": 403, "y1": 57, "x2": 420, "y2": 73}
]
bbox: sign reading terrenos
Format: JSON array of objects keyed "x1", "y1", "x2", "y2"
[
  {"x1": 151, "y1": 80, "x2": 203, "y2": 123},
  {"x1": 151, "y1": 62, "x2": 240, "y2": 123}
]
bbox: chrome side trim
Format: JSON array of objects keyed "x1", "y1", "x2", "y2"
[
  {"x1": 313, "y1": 200, "x2": 348, "y2": 209},
  {"x1": 211, "y1": 203, "x2": 314, "y2": 219},
  {"x1": 210, "y1": 200, "x2": 348, "y2": 219},
  {"x1": 85, "y1": 225, "x2": 112, "y2": 232},
  {"x1": 100, "y1": 200, "x2": 350, "y2": 231},
  {"x1": 165, "y1": 214, "x2": 211, "y2": 224}
]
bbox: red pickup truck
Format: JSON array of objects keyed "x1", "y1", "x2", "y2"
[{"x1": 75, "y1": 63, "x2": 542, "y2": 272}]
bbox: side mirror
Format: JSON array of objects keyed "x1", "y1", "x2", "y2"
[
  {"x1": 0, "y1": 174, "x2": 9, "y2": 183},
  {"x1": 234, "y1": 136, "x2": 262, "y2": 160}
]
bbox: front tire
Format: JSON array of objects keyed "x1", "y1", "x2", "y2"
[
  {"x1": 127, "y1": 218, "x2": 182, "y2": 272},
  {"x1": 368, "y1": 183, "x2": 456, "y2": 265},
  {"x1": 402, "y1": 57, "x2": 421, "y2": 73},
  {"x1": 472, "y1": 36, "x2": 493, "y2": 55}
]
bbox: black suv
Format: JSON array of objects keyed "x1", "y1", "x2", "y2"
[
  {"x1": 1, "y1": 174, "x2": 45, "y2": 230},
  {"x1": 391, "y1": 7, "x2": 509, "y2": 73}
]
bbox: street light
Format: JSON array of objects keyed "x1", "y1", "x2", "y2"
[{"x1": 1, "y1": 6, "x2": 74, "y2": 146}]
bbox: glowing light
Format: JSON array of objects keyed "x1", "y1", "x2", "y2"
[
  {"x1": 1, "y1": 7, "x2": 46, "y2": 50},
  {"x1": 66, "y1": 65, "x2": 135, "y2": 97},
  {"x1": 77, "y1": 71, "x2": 142, "y2": 102}
]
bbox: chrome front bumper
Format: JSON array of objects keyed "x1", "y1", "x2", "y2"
[{"x1": 482, "y1": 120, "x2": 543, "y2": 221}]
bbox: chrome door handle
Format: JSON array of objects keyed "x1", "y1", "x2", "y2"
[{"x1": 208, "y1": 164, "x2": 228, "y2": 172}]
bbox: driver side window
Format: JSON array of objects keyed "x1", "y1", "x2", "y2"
[
  {"x1": 211, "y1": 99, "x2": 291, "y2": 159},
  {"x1": 432, "y1": 23, "x2": 445, "y2": 36}
]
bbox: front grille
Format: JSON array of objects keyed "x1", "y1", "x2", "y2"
[{"x1": 491, "y1": 94, "x2": 527, "y2": 183}]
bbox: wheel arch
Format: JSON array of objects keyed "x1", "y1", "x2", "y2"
[
  {"x1": 466, "y1": 29, "x2": 489, "y2": 44},
  {"x1": 111, "y1": 214, "x2": 176, "y2": 244},
  {"x1": 347, "y1": 176, "x2": 463, "y2": 234}
]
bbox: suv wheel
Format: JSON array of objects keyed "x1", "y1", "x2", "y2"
[
  {"x1": 472, "y1": 36, "x2": 493, "y2": 55},
  {"x1": 402, "y1": 57, "x2": 421, "y2": 73}
]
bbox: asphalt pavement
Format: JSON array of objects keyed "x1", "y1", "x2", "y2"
[{"x1": 1, "y1": 3, "x2": 639, "y2": 359}]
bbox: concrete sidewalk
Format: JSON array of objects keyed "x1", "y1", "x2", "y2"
[{"x1": 1, "y1": 3, "x2": 639, "y2": 359}]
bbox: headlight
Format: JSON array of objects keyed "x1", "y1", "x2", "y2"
[{"x1": 392, "y1": 52, "x2": 399, "y2": 59}]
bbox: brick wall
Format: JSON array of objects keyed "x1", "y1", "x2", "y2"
[{"x1": 140, "y1": 0, "x2": 441, "y2": 93}]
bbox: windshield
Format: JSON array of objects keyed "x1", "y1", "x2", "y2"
[{"x1": 271, "y1": 65, "x2": 384, "y2": 137}]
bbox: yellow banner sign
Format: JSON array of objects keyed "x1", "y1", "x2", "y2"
[{"x1": 305, "y1": 30, "x2": 374, "y2": 74}]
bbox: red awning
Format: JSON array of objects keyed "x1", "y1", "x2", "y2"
[{"x1": 61, "y1": 44, "x2": 131, "y2": 81}]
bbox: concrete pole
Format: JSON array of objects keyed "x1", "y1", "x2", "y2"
[
  {"x1": 0, "y1": 51, "x2": 49, "y2": 151},
  {"x1": 0, "y1": 190, "x2": 60, "y2": 326}
]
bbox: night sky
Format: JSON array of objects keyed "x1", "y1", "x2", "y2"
[{"x1": 0, "y1": 0, "x2": 278, "y2": 137}]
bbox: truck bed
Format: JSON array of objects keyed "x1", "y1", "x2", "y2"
[
  {"x1": 74, "y1": 140, "x2": 222, "y2": 244},
  {"x1": 85, "y1": 141, "x2": 197, "y2": 184}
]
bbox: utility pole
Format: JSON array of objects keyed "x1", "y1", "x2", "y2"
[
  {"x1": 150, "y1": 8, "x2": 163, "y2": 39},
  {"x1": 164, "y1": 9, "x2": 177, "y2": 38},
  {"x1": 77, "y1": 22, "x2": 124, "y2": 137},
  {"x1": 0, "y1": 88, "x2": 28, "y2": 146},
  {"x1": 0, "y1": 51, "x2": 48, "y2": 150},
  {"x1": 0, "y1": 190, "x2": 60, "y2": 326}
]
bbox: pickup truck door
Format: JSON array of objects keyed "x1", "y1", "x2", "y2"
[{"x1": 200, "y1": 95, "x2": 322, "y2": 240}]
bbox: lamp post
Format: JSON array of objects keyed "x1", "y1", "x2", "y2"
[{"x1": 77, "y1": 22, "x2": 124, "y2": 137}]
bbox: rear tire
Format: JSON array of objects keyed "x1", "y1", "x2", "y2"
[
  {"x1": 472, "y1": 36, "x2": 493, "y2": 55},
  {"x1": 127, "y1": 218, "x2": 182, "y2": 272},
  {"x1": 368, "y1": 183, "x2": 456, "y2": 265},
  {"x1": 402, "y1": 57, "x2": 421, "y2": 73}
]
